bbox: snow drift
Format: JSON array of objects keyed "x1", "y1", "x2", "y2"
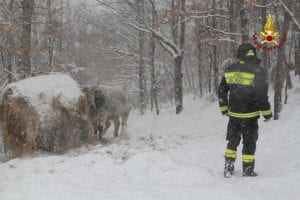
[{"x1": 0, "y1": 74, "x2": 98, "y2": 159}]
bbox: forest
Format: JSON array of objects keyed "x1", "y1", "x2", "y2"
[
  {"x1": 0, "y1": 0, "x2": 299, "y2": 119},
  {"x1": 1, "y1": 1, "x2": 300, "y2": 199}
]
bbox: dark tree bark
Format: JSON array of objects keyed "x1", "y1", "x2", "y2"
[
  {"x1": 174, "y1": 0, "x2": 186, "y2": 114},
  {"x1": 20, "y1": 0, "x2": 34, "y2": 78},
  {"x1": 258, "y1": 0, "x2": 269, "y2": 72},
  {"x1": 46, "y1": 0, "x2": 54, "y2": 71},
  {"x1": 174, "y1": 55, "x2": 183, "y2": 114},
  {"x1": 149, "y1": 0, "x2": 159, "y2": 115},
  {"x1": 228, "y1": 0, "x2": 238, "y2": 55},
  {"x1": 284, "y1": 55, "x2": 292, "y2": 104},
  {"x1": 184, "y1": 54, "x2": 195, "y2": 96},
  {"x1": 274, "y1": 0, "x2": 292, "y2": 120},
  {"x1": 197, "y1": 29, "x2": 204, "y2": 97},
  {"x1": 212, "y1": 0, "x2": 219, "y2": 94},
  {"x1": 6, "y1": 0, "x2": 15, "y2": 83},
  {"x1": 240, "y1": 0, "x2": 249, "y2": 42},
  {"x1": 295, "y1": 1, "x2": 300, "y2": 79},
  {"x1": 59, "y1": 0, "x2": 63, "y2": 53},
  {"x1": 170, "y1": 0, "x2": 185, "y2": 114},
  {"x1": 137, "y1": 0, "x2": 146, "y2": 115},
  {"x1": 195, "y1": 16, "x2": 205, "y2": 97},
  {"x1": 171, "y1": 0, "x2": 179, "y2": 46},
  {"x1": 208, "y1": 53, "x2": 213, "y2": 93}
]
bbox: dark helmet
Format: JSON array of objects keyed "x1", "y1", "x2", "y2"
[{"x1": 237, "y1": 43, "x2": 258, "y2": 60}]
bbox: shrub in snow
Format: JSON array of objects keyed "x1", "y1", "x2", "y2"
[{"x1": 0, "y1": 74, "x2": 99, "y2": 159}]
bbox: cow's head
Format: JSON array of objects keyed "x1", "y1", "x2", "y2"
[{"x1": 94, "y1": 88, "x2": 106, "y2": 109}]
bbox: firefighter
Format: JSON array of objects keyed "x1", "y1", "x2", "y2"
[{"x1": 218, "y1": 43, "x2": 272, "y2": 178}]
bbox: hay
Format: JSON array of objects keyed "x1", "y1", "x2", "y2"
[
  {"x1": 35, "y1": 96, "x2": 95, "y2": 153},
  {"x1": 0, "y1": 74, "x2": 100, "y2": 160},
  {"x1": 0, "y1": 94, "x2": 38, "y2": 158}
]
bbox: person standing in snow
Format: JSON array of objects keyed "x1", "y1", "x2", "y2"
[{"x1": 218, "y1": 43, "x2": 272, "y2": 177}]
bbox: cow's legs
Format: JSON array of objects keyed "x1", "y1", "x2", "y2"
[
  {"x1": 113, "y1": 118, "x2": 120, "y2": 137},
  {"x1": 98, "y1": 119, "x2": 111, "y2": 139},
  {"x1": 121, "y1": 111, "x2": 129, "y2": 127},
  {"x1": 104, "y1": 120, "x2": 111, "y2": 132}
]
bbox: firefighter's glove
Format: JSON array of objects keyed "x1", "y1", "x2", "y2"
[
  {"x1": 263, "y1": 112, "x2": 272, "y2": 122},
  {"x1": 220, "y1": 106, "x2": 228, "y2": 116},
  {"x1": 221, "y1": 110, "x2": 228, "y2": 116}
]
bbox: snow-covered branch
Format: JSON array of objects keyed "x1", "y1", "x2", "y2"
[
  {"x1": 197, "y1": 23, "x2": 242, "y2": 37},
  {"x1": 279, "y1": 0, "x2": 300, "y2": 30},
  {"x1": 149, "y1": 28, "x2": 181, "y2": 56},
  {"x1": 177, "y1": 14, "x2": 230, "y2": 26},
  {"x1": 255, "y1": 0, "x2": 278, "y2": 8},
  {"x1": 157, "y1": 39, "x2": 178, "y2": 58},
  {"x1": 125, "y1": 22, "x2": 181, "y2": 57}
]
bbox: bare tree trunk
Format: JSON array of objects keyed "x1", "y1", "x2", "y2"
[
  {"x1": 208, "y1": 53, "x2": 213, "y2": 93},
  {"x1": 228, "y1": 0, "x2": 238, "y2": 55},
  {"x1": 240, "y1": 0, "x2": 249, "y2": 42},
  {"x1": 6, "y1": 51, "x2": 13, "y2": 83},
  {"x1": 296, "y1": 34, "x2": 300, "y2": 79},
  {"x1": 170, "y1": 0, "x2": 185, "y2": 114},
  {"x1": 6, "y1": 0, "x2": 15, "y2": 83},
  {"x1": 212, "y1": 47, "x2": 218, "y2": 94},
  {"x1": 171, "y1": 0, "x2": 179, "y2": 46},
  {"x1": 184, "y1": 54, "x2": 194, "y2": 94},
  {"x1": 195, "y1": 17, "x2": 204, "y2": 97},
  {"x1": 149, "y1": 0, "x2": 159, "y2": 115},
  {"x1": 212, "y1": 0, "x2": 218, "y2": 94},
  {"x1": 174, "y1": 55, "x2": 183, "y2": 114},
  {"x1": 295, "y1": 1, "x2": 300, "y2": 79},
  {"x1": 284, "y1": 55, "x2": 292, "y2": 104},
  {"x1": 274, "y1": 0, "x2": 292, "y2": 120},
  {"x1": 138, "y1": 0, "x2": 146, "y2": 115},
  {"x1": 174, "y1": 0, "x2": 185, "y2": 114},
  {"x1": 258, "y1": 0, "x2": 269, "y2": 72},
  {"x1": 197, "y1": 41, "x2": 204, "y2": 97},
  {"x1": 20, "y1": 0, "x2": 34, "y2": 78},
  {"x1": 59, "y1": 0, "x2": 63, "y2": 53},
  {"x1": 46, "y1": 0, "x2": 54, "y2": 71}
]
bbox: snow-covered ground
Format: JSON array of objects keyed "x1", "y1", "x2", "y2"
[{"x1": 1, "y1": 76, "x2": 300, "y2": 200}]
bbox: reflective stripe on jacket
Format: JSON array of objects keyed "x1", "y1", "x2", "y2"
[{"x1": 218, "y1": 59, "x2": 272, "y2": 119}]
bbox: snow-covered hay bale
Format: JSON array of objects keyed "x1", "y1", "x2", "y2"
[{"x1": 0, "y1": 74, "x2": 97, "y2": 159}]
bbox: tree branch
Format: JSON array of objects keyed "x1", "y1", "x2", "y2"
[
  {"x1": 279, "y1": 0, "x2": 300, "y2": 30},
  {"x1": 125, "y1": 22, "x2": 181, "y2": 57},
  {"x1": 197, "y1": 23, "x2": 242, "y2": 36}
]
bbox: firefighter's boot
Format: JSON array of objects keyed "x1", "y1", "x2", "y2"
[
  {"x1": 243, "y1": 161, "x2": 258, "y2": 177},
  {"x1": 224, "y1": 157, "x2": 235, "y2": 178}
]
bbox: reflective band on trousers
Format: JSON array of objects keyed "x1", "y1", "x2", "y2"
[
  {"x1": 225, "y1": 148, "x2": 237, "y2": 159},
  {"x1": 228, "y1": 111, "x2": 260, "y2": 118},
  {"x1": 242, "y1": 154, "x2": 255, "y2": 163},
  {"x1": 225, "y1": 72, "x2": 255, "y2": 86},
  {"x1": 220, "y1": 106, "x2": 228, "y2": 112},
  {"x1": 262, "y1": 109, "x2": 272, "y2": 115}
]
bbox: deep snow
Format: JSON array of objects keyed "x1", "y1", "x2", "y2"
[{"x1": 0, "y1": 76, "x2": 299, "y2": 200}]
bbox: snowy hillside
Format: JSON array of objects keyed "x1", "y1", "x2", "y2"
[{"x1": 0, "y1": 77, "x2": 299, "y2": 200}]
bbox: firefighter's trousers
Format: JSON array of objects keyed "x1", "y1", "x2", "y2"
[{"x1": 225, "y1": 117, "x2": 258, "y2": 163}]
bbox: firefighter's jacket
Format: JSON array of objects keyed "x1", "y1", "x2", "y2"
[{"x1": 218, "y1": 59, "x2": 272, "y2": 119}]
